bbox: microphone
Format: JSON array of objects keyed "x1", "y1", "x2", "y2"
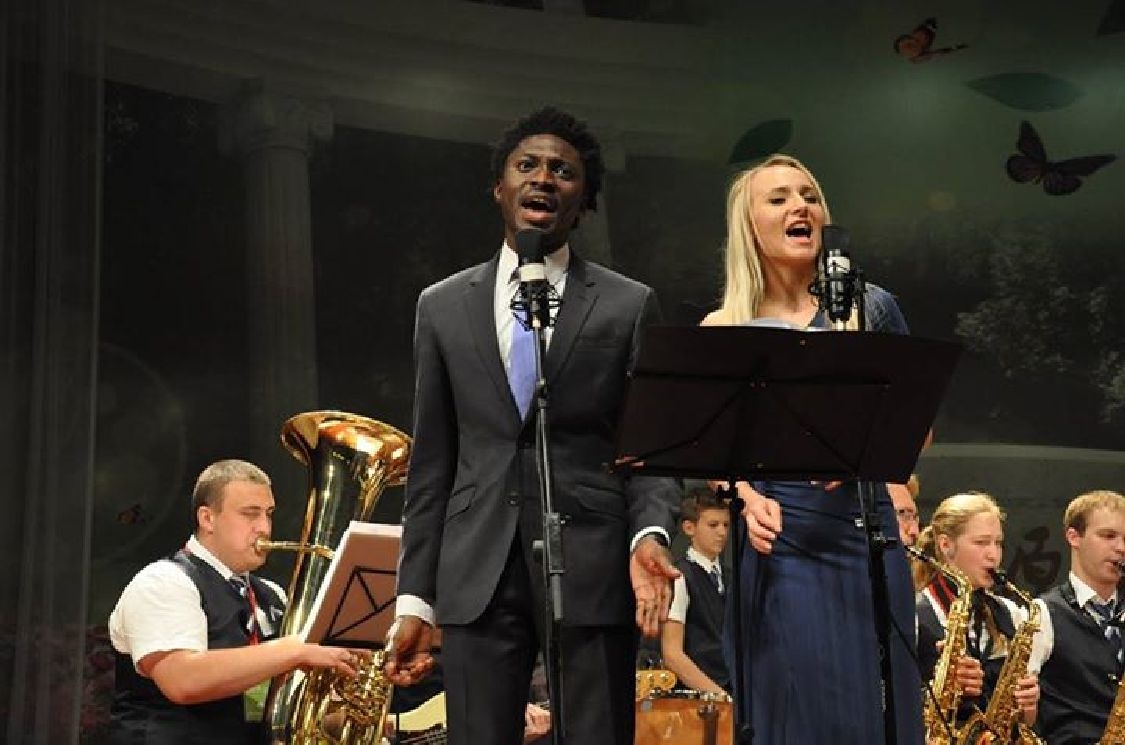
[
  {"x1": 818, "y1": 225, "x2": 858, "y2": 330},
  {"x1": 511, "y1": 228, "x2": 558, "y2": 331},
  {"x1": 515, "y1": 227, "x2": 547, "y2": 284}
]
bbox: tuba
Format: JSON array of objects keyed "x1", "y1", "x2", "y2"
[{"x1": 258, "y1": 411, "x2": 411, "y2": 745}]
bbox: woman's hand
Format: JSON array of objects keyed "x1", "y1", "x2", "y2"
[
  {"x1": 1014, "y1": 674, "x2": 1039, "y2": 723},
  {"x1": 953, "y1": 654, "x2": 984, "y2": 698},
  {"x1": 739, "y1": 482, "x2": 782, "y2": 554}
]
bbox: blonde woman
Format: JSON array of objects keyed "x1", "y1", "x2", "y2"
[
  {"x1": 707, "y1": 155, "x2": 922, "y2": 744},
  {"x1": 915, "y1": 492, "x2": 1040, "y2": 731}
]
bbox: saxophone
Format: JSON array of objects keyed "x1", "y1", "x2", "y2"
[
  {"x1": 907, "y1": 545, "x2": 973, "y2": 745},
  {"x1": 1099, "y1": 562, "x2": 1125, "y2": 745},
  {"x1": 1099, "y1": 675, "x2": 1125, "y2": 745},
  {"x1": 956, "y1": 570, "x2": 1045, "y2": 745}
]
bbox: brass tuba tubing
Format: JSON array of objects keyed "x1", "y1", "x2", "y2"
[
  {"x1": 261, "y1": 411, "x2": 410, "y2": 745},
  {"x1": 254, "y1": 538, "x2": 335, "y2": 562}
]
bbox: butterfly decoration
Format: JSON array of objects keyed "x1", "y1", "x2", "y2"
[
  {"x1": 894, "y1": 17, "x2": 968, "y2": 63},
  {"x1": 116, "y1": 502, "x2": 146, "y2": 526},
  {"x1": 1005, "y1": 121, "x2": 1116, "y2": 196}
]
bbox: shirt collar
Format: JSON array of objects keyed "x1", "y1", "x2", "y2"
[
  {"x1": 686, "y1": 546, "x2": 721, "y2": 573},
  {"x1": 1070, "y1": 570, "x2": 1117, "y2": 607},
  {"x1": 187, "y1": 534, "x2": 241, "y2": 582},
  {"x1": 498, "y1": 240, "x2": 569, "y2": 288}
]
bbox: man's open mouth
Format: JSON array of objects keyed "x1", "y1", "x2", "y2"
[{"x1": 521, "y1": 194, "x2": 558, "y2": 217}]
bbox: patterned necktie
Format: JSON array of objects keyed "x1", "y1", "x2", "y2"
[
  {"x1": 229, "y1": 575, "x2": 259, "y2": 643},
  {"x1": 1089, "y1": 598, "x2": 1123, "y2": 666},
  {"x1": 709, "y1": 564, "x2": 724, "y2": 595}
]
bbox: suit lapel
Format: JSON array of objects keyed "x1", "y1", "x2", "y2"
[
  {"x1": 546, "y1": 253, "x2": 597, "y2": 384},
  {"x1": 463, "y1": 256, "x2": 519, "y2": 418}
]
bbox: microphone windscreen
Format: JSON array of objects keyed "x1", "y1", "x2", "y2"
[
  {"x1": 515, "y1": 228, "x2": 546, "y2": 263},
  {"x1": 821, "y1": 224, "x2": 850, "y2": 256}
]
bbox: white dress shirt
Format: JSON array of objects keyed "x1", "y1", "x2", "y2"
[
  {"x1": 495, "y1": 239, "x2": 569, "y2": 371},
  {"x1": 109, "y1": 535, "x2": 285, "y2": 670}
]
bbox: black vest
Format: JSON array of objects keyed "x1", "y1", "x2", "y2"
[
  {"x1": 917, "y1": 583, "x2": 1017, "y2": 724},
  {"x1": 676, "y1": 557, "x2": 730, "y2": 692},
  {"x1": 1035, "y1": 582, "x2": 1119, "y2": 745},
  {"x1": 111, "y1": 550, "x2": 286, "y2": 745}
]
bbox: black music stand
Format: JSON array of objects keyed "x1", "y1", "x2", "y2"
[{"x1": 614, "y1": 325, "x2": 960, "y2": 745}]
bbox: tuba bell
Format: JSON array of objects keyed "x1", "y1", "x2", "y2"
[{"x1": 257, "y1": 410, "x2": 410, "y2": 745}]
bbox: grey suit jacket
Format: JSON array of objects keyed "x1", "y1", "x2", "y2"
[{"x1": 397, "y1": 251, "x2": 679, "y2": 627}]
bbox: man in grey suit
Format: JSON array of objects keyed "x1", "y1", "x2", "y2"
[{"x1": 384, "y1": 106, "x2": 680, "y2": 745}]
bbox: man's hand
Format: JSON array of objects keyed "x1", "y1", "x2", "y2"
[
  {"x1": 278, "y1": 635, "x2": 368, "y2": 678},
  {"x1": 630, "y1": 535, "x2": 680, "y2": 638},
  {"x1": 383, "y1": 616, "x2": 436, "y2": 686},
  {"x1": 522, "y1": 703, "x2": 551, "y2": 743}
]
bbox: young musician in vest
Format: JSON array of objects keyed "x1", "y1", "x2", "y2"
[
  {"x1": 108, "y1": 459, "x2": 364, "y2": 745},
  {"x1": 1033, "y1": 489, "x2": 1125, "y2": 744},
  {"x1": 662, "y1": 487, "x2": 732, "y2": 695},
  {"x1": 915, "y1": 491, "x2": 1041, "y2": 731}
]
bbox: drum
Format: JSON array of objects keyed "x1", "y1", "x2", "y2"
[{"x1": 635, "y1": 690, "x2": 732, "y2": 745}]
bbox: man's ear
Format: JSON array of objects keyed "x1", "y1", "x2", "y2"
[
  {"x1": 681, "y1": 519, "x2": 696, "y2": 538},
  {"x1": 492, "y1": 182, "x2": 502, "y2": 204},
  {"x1": 1064, "y1": 526, "x2": 1081, "y2": 550},
  {"x1": 197, "y1": 504, "x2": 215, "y2": 534}
]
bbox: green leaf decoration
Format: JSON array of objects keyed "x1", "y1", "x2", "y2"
[
  {"x1": 966, "y1": 73, "x2": 1084, "y2": 112},
  {"x1": 728, "y1": 119, "x2": 794, "y2": 165}
]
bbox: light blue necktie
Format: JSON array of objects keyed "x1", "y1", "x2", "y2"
[
  {"x1": 1088, "y1": 598, "x2": 1123, "y2": 667},
  {"x1": 508, "y1": 310, "x2": 537, "y2": 420}
]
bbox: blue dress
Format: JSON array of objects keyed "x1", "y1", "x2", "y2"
[{"x1": 728, "y1": 286, "x2": 925, "y2": 744}]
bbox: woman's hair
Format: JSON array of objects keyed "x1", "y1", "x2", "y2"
[
  {"x1": 715, "y1": 154, "x2": 832, "y2": 325},
  {"x1": 913, "y1": 491, "x2": 1005, "y2": 590}
]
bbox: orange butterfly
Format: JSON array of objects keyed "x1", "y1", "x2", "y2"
[{"x1": 894, "y1": 18, "x2": 968, "y2": 63}]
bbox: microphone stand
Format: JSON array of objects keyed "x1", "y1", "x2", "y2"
[
  {"x1": 517, "y1": 276, "x2": 567, "y2": 745},
  {"x1": 848, "y1": 275, "x2": 901, "y2": 745},
  {"x1": 818, "y1": 233, "x2": 899, "y2": 745},
  {"x1": 719, "y1": 483, "x2": 754, "y2": 744}
]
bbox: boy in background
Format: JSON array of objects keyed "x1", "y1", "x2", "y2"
[{"x1": 661, "y1": 488, "x2": 731, "y2": 694}]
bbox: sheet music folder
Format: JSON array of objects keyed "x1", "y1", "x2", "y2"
[
  {"x1": 615, "y1": 325, "x2": 960, "y2": 483},
  {"x1": 300, "y1": 521, "x2": 402, "y2": 649}
]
